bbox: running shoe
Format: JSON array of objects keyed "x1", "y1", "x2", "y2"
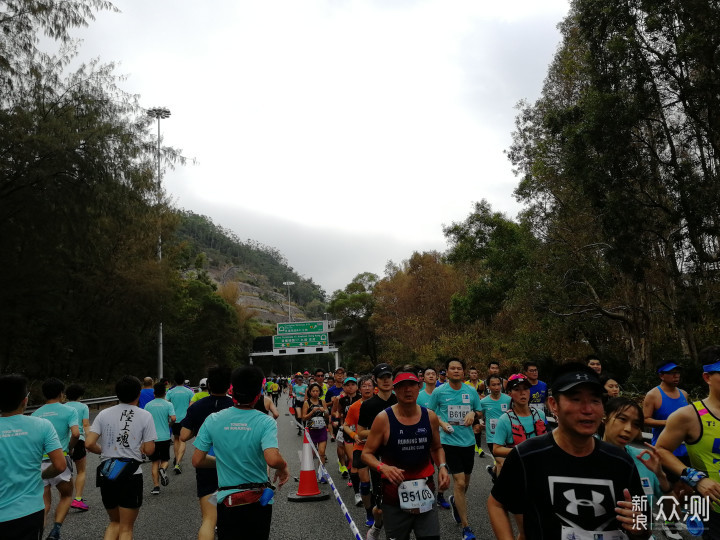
[
  {"x1": 436, "y1": 492, "x2": 451, "y2": 509},
  {"x1": 346, "y1": 480, "x2": 352, "y2": 487},
  {"x1": 46, "y1": 529, "x2": 60, "y2": 540},
  {"x1": 71, "y1": 498, "x2": 89, "y2": 511},
  {"x1": 151, "y1": 486, "x2": 160, "y2": 495},
  {"x1": 354, "y1": 493, "x2": 363, "y2": 506},
  {"x1": 462, "y1": 526, "x2": 476, "y2": 540},
  {"x1": 661, "y1": 522, "x2": 683, "y2": 540},
  {"x1": 364, "y1": 517, "x2": 375, "y2": 528},
  {"x1": 174, "y1": 464, "x2": 182, "y2": 475},
  {"x1": 340, "y1": 465, "x2": 349, "y2": 478},
  {"x1": 159, "y1": 467, "x2": 170, "y2": 486},
  {"x1": 366, "y1": 525, "x2": 381, "y2": 540},
  {"x1": 449, "y1": 495, "x2": 461, "y2": 524},
  {"x1": 475, "y1": 445, "x2": 485, "y2": 458},
  {"x1": 486, "y1": 464, "x2": 497, "y2": 483}
]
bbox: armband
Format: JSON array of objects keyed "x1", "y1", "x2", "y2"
[{"x1": 681, "y1": 467, "x2": 708, "y2": 488}]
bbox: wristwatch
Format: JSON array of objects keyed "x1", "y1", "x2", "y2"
[{"x1": 438, "y1": 463, "x2": 448, "y2": 469}]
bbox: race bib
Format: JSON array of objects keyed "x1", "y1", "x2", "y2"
[
  {"x1": 488, "y1": 418, "x2": 498, "y2": 433},
  {"x1": 310, "y1": 416, "x2": 326, "y2": 429},
  {"x1": 529, "y1": 402, "x2": 544, "y2": 413},
  {"x1": 398, "y1": 479, "x2": 435, "y2": 513},
  {"x1": 500, "y1": 403, "x2": 508, "y2": 411},
  {"x1": 448, "y1": 405, "x2": 471, "y2": 425},
  {"x1": 560, "y1": 526, "x2": 626, "y2": 540}
]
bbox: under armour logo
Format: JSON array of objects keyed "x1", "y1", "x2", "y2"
[
  {"x1": 575, "y1": 374, "x2": 589, "y2": 381},
  {"x1": 563, "y1": 489, "x2": 605, "y2": 516}
]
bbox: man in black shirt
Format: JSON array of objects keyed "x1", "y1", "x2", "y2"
[
  {"x1": 488, "y1": 363, "x2": 649, "y2": 540},
  {"x1": 358, "y1": 363, "x2": 398, "y2": 540},
  {"x1": 180, "y1": 366, "x2": 233, "y2": 540}
]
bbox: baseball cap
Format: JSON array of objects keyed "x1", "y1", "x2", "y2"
[
  {"x1": 199, "y1": 378, "x2": 207, "y2": 388},
  {"x1": 373, "y1": 363, "x2": 393, "y2": 378},
  {"x1": 703, "y1": 361, "x2": 720, "y2": 373},
  {"x1": 550, "y1": 369, "x2": 603, "y2": 394},
  {"x1": 393, "y1": 373, "x2": 420, "y2": 386},
  {"x1": 439, "y1": 370, "x2": 446, "y2": 375},
  {"x1": 506, "y1": 374, "x2": 531, "y2": 392},
  {"x1": 657, "y1": 362, "x2": 681, "y2": 374},
  {"x1": 343, "y1": 377, "x2": 357, "y2": 385}
]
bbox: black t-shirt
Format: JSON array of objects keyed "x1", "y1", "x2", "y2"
[
  {"x1": 338, "y1": 394, "x2": 361, "y2": 423},
  {"x1": 491, "y1": 433, "x2": 645, "y2": 539},
  {"x1": 181, "y1": 395, "x2": 234, "y2": 434},
  {"x1": 358, "y1": 393, "x2": 398, "y2": 431}
]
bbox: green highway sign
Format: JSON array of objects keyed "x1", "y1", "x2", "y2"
[
  {"x1": 273, "y1": 332, "x2": 328, "y2": 349},
  {"x1": 277, "y1": 321, "x2": 325, "y2": 335}
]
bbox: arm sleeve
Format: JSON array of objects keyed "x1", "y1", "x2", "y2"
[{"x1": 490, "y1": 448, "x2": 525, "y2": 514}]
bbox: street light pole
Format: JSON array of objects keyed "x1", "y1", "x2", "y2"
[
  {"x1": 147, "y1": 107, "x2": 171, "y2": 380},
  {"x1": 282, "y1": 281, "x2": 295, "y2": 322}
]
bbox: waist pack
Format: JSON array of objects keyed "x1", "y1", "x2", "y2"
[
  {"x1": 218, "y1": 482, "x2": 273, "y2": 507},
  {"x1": 97, "y1": 458, "x2": 142, "y2": 483}
]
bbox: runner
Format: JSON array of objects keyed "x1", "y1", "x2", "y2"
[
  {"x1": 343, "y1": 375, "x2": 375, "y2": 517},
  {"x1": 362, "y1": 367, "x2": 450, "y2": 540},
  {"x1": 326, "y1": 367, "x2": 348, "y2": 476},
  {"x1": 643, "y1": 362, "x2": 689, "y2": 462},
  {"x1": 291, "y1": 373, "x2": 307, "y2": 436},
  {"x1": 427, "y1": 358, "x2": 482, "y2": 540},
  {"x1": 492, "y1": 374, "x2": 547, "y2": 477},
  {"x1": 465, "y1": 367, "x2": 486, "y2": 458},
  {"x1": 436, "y1": 370, "x2": 447, "y2": 386},
  {"x1": 600, "y1": 373, "x2": 621, "y2": 401},
  {"x1": 488, "y1": 363, "x2": 648, "y2": 539},
  {"x1": 64, "y1": 384, "x2": 91, "y2": 512},
  {"x1": 144, "y1": 382, "x2": 176, "y2": 495},
  {"x1": 270, "y1": 378, "x2": 280, "y2": 406},
  {"x1": 191, "y1": 365, "x2": 290, "y2": 540},
  {"x1": 166, "y1": 371, "x2": 194, "y2": 474},
  {"x1": 523, "y1": 361, "x2": 547, "y2": 414},
  {"x1": 656, "y1": 345, "x2": 720, "y2": 538},
  {"x1": 0, "y1": 374, "x2": 66, "y2": 540},
  {"x1": 587, "y1": 355, "x2": 603, "y2": 376},
  {"x1": 484, "y1": 361, "x2": 507, "y2": 394},
  {"x1": 478, "y1": 374, "x2": 511, "y2": 482},
  {"x1": 138, "y1": 377, "x2": 155, "y2": 409},
  {"x1": 302, "y1": 382, "x2": 330, "y2": 482},
  {"x1": 180, "y1": 365, "x2": 234, "y2": 540},
  {"x1": 85, "y1": 375, "x2": 157, "y2": 540},
  {"x1": 190, "y1": 379, "x2": 209, "y2": 405},
  {"x1": 358, "y1": 363, "x2": 398, "y2": 540},
  {"x1": 335, "y1": 377, "x2": 361, "y2": 491},
  {"x1": 31, "y1": 378, "x2": 79, "y2": 540},
  {"x1": 313, "y1": 369, "x2": 329, "y2": 401}
]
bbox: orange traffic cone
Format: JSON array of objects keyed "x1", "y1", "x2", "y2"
[{"x1": 288, "y1": 429, "x2": 330, "y2": 502}]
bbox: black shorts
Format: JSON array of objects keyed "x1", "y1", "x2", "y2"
[
  {"x1": 71, "y1": 440, "x2": 87, "y2": 462},
  {"x1": 352, "y1": 449, "x2": 367, "y2": 470},
  {"x1": 0, "y1": 509, "x2": 44, "y2": 540},
  {"x1": 217, "y1": 501, "x2": 271, "y2": 540},
  {"x1": 196, "y1": 468, "x2": 219, "y2": 499},
  {"x1": 149, "y1": 440, "x2": 171, "y2": 463},
  {"x1": 171, "y1": 423, "x2": 182, "y2": 437},
  {"x1": 100, "y1": 473, "x2": 143, "y2": 510},
  {"x1": 442, "y1": 444, "x2": 475, "y2": 476}
]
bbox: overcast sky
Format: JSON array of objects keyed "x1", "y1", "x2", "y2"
[{"x1": 70, "y1": 0, "x2": 570, "y2": 295}]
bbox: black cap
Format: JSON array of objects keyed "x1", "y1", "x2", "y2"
[
  {"x1": 551, "y1": 369, "x2": 603, "y2": 394},
  {"x1": 373, "y1": 363, "x2": 392, "y2": 378}
]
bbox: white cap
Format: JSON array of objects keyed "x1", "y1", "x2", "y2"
[{"x1": 199, "y1": 378, "x2": 207, "y2": 388}]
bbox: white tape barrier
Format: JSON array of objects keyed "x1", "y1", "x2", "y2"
[{"x1": 293, "y1": 419, "x2": 364, "y2": 540}]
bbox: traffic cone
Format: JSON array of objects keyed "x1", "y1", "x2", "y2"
[{"x1": 287, "y1": 429, "x2": 330, "y2": 502}]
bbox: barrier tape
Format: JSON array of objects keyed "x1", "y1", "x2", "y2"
[{"x1": 293, "y1": 419, "x2": 364, "y2": 540}]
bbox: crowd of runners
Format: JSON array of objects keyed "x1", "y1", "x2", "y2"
[{"x1": 2, "y1": 344, "x2": 720, "y2": 539}]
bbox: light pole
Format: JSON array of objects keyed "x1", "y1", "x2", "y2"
[
  {"x1": 282, "y1": 281, "x2": 295, "y2": 322},
  {"x1": 147, "y1": 107, "x2": 171, "y2": 379}
]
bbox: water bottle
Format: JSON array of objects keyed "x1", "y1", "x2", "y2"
[{"x1": 259, "y1": 487, "x2": 275, "y2": 506}]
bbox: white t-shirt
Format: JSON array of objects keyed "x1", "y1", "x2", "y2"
[{"x1": 90, "y1": 404, "x2": 157, "y2": 473}]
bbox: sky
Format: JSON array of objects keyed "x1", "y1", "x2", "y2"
[{"x1": 69, "y1": 0, "x2": 571, "y2": 295}]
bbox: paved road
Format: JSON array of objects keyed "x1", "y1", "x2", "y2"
[{"x1": 44, "y1": 396, "x2": 498, "y2": 539}]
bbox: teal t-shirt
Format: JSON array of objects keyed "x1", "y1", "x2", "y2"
[
  {"x1": 479, "y1": 393, "x2": 512, "y2": 443},
  {"x1": 0, "y1": 415, "x2": 61, "y2": 522},
  {"x1": 494, "y1": 409, "x2": 547, "y2": 446},
  {"x1": 31, "y1": 402, "x2": 78, "y2": 454},
  {"x1": 65, "y1": 401, "x2": 90, "y2": 440},
  {"x1": 166, "y1": 386, "x2": 194, "y2": 423},
  {"x1": 626, "y1": 445, "x2": 662, "y2": 512},
  {"x1": 194, "y1": 407, "x2": 278, "y2": 504},
  {"x1": 144, "y1": 398, "x2": 176, "y2": 442},
  {"x1": 293, "y1": 383, "x2": 307, "y2": 401},
  {"x1": 427, "y1": 382, "x2": 482, "y2": 447},
  {"x1": 416, "y1": 389, "x2": 434, "y2": 408}
]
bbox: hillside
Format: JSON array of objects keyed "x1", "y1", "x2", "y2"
[{"x1": 173, "y1": 211, "x2": 327, "y2": 325}]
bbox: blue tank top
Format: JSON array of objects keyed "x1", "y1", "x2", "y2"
[{"x1": 651, "y1": 385, "x2": 688, "y2": 457}]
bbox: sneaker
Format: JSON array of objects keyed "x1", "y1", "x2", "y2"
[
  {"x1": 151, "y1": 486, "x2": 160, "y2": 495},
  {"x1": 449, "y1": 495, "x2": 461, "y2": 524},
  {"x1": 436, "y1": 492, "x2": 451, "y2": 509},
  {"x1": 340, "y1": 465, "x2": 349, "y2": 478},
  {"x1": 159, "y1": 467, "x2": 170, "y2": 486},
  {"x1": 462, "y1": 526, "x2": 476, "y2": 540},
  {"x1": 366, "y1": 525, "x2": 381, "y2": 540},
  {"x1": 475, "y1": 445, "x2": 485, "y2": 458},
  {"x1": 71, "y1": 498, "x2": 89, "y2": 511},
  {"x1": 174, "y1": 464, "x2": 182, "y2": 475},
  {"x1": 364, "y1": 517, "x2": 375, "y2": 528},
  {"x1": 486, "y1": 464, "x2": 497, "y2": 483},
  {"x1": 661, "y1": 522, "x2": 683, "y2": 540},
  {"x1": 46, "y1": 530, "x2": 60, "y2": 540},
  {"x1": 354, "y1": 493, "x2": 363, "y2": 506}
]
